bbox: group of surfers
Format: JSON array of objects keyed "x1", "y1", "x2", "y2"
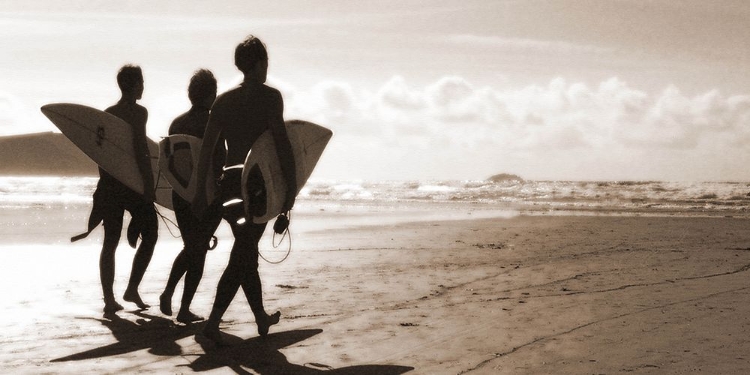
[{"x1": 81, "y1": 35, "x2": 296, "y2": 346}]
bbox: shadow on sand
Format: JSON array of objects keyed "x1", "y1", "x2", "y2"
[
  {"x1": 51, "y1": 310, "x2": 205, "y2": 361},
  {"x1": 51, "y1": 311, "x2": 413, "y2": 374},
  {"x1": 188, "y1": 328, "x2": 414, "y2": 374}
]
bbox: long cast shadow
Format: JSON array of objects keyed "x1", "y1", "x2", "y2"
[
  {"x1": 51, "y1": 312, "x2": 413, "y2": 374},
  {"x1": 51, "y1": 310, "x2": 204, "y2": 362},
  {"x1": 187, "y1": 329, "x2": 414, "y2": 374}
]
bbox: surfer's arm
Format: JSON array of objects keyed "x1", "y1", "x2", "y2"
[
  {"x1": 133, "y1": 109, "x2": 154, "y2": 201},
  {"x1": 269, "y1": 93, "x2": 297, "y2": 211},
  {"x1": 192, "y1": 108, "x2": 222, "y2": 214}
]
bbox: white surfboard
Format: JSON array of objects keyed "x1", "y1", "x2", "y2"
[
  {"x1": 158, "y1": 134, "x2": 217, "y2": 205},
  {"x1": 242, "y1": 120, "x2": 332, "y2": 223},
  {"x1": 41, "y1": 103, "x2": 173, "y2": 210}
]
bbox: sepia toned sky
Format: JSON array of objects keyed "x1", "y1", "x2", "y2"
[{"x1": 2, "y1": 0, "x2": 750, "y2": 181}]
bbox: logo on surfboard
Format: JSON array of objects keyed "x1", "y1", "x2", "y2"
[{"x1": 96, "y1": 126, "x2": 105, "y2": 147}]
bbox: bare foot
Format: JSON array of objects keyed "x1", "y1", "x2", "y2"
[
  {"x1": 123, "y1": 290, "x2": 150, "y2": 309},
  {"x1": 103, "y1": 300, "x2": 124, "y2": 314},
  {"x1": 199, "y1": 325, "x2": 225, "y2": 347},
  {"x1": 159, "y1": 293, "x2": 172, "y2": 316},
  {"x1": 257, "y1": 311, "x2": 281, "y2": 338},
  {"x1": 176, "y1": 310, "x2": 204, "y2": 324}
]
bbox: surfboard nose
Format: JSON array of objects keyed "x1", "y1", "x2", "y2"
[{"x1": 40, "y1": 102, "x2": 174, "y2": 210}]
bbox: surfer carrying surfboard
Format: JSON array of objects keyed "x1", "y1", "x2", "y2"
[
  {"x1": 95, "y1": 65, "x2": 158, "y2": 314},
  {"x1": 159, "y1": 69, "x2": 224, "y2": 324},
  {"x1": 192, "y1": 35, "x2": 297, "y2": 344}
]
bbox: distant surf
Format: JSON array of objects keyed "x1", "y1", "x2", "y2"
[{"x1": 3, "y1": 176, "x2": 750, "y2": 216}]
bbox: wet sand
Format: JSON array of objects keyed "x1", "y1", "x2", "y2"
[{"x1": 2, "y1": 210, "x2": 750, "y2": 374}]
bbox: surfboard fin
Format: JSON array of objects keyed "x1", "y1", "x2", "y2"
[
  {"x1": 71, "y1": 192, "x2": 105, "y2": 243},
  {"x1": 71, "y1": 231, "x2": 91, "y2": 242}
]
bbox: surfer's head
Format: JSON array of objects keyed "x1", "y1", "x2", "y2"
[
  {"x1": 188, "y1": 69, "x2": 217, "y2": 108},
  {"x1": 116, "y1": 65, "x2": 144, "y2": 100},
  {"x1": 235, "y1": 35, "x2": 268, "y2": 83}
]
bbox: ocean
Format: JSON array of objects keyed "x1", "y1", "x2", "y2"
[
  {"x1": 302, "y1": 179, "x2": 750, "y2": 214},
  {"x1": 1, "y1": 175, "x2": 749, "y2": 259},
  {"x1": 2, "y1": 176, "x2": 750, "y2": 214}
]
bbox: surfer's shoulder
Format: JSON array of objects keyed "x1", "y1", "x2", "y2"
[
  {"x1": 262, "y1": 85, "x2": 283, "y2": 109},
  {"x1": 214, "y1": 85, "x2": 243, "y2": 104},
  {"x1": 262, "y1": 84, "x2": 282, "y2": 98},
  {"x1": 211, "y1": 91, "x2": 232, "y2": 112},
  {"x1": 168, "y1": 111, "x2": 190, "y2": 135},
  {"x1": 104, "y1": 102, "x2": 147, "y2": 117},
  {"x1": 134, "y1": 103, "x2": 148, "y2": 116}
]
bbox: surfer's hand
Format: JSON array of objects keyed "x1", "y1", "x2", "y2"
[
  {"x1": 144, "y1": 189, "x2": 155, "y2": 204},
  {"x1": 283, "y1": 192, "x2": 296, "y2": 211}
]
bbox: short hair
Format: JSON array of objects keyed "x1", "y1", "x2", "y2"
[
  {"x1": 188, "y1": 69, "x2": 217, "y2": 106},
  {"x1": 116, "y1": 65, "x2": 143, "y2": 93},
  {"x1": 234, "y1": 35, "x2": 268, "y2": 75}
]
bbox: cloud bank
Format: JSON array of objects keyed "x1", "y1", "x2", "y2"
[{"x1": 275, "y1": 75, "x2": 750, "y2": 181}]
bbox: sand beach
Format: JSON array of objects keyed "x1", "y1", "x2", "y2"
[{"x1": 2, "y1": 198, "x2": 750, "y2": 374}]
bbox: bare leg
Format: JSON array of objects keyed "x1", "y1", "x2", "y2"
[
  {"x1": 202, "y1": 240, "x2": 245, "y2": 343},
  {"x1": 239, "y1": 239, "x2": 279, "y2": 337},
  {"x1": 124, "y1": 206, "x2": 157, "y2": 309},
  {"x1": 163, "y1": 193, "x2": 194, "y2": 316},
  {"x1": 101, "y1": 207, "x2": 124, "y2": 314},
  {"x1": 100, "y1": 238, "x2": 123, "y2": 314},
  {"x1": 175, "y1": 203, "x2": 220, "y2": 323},
  {"x1": 160, "y1": 249, "x2": 188, "y2": 315},
  {"x1": 243, "y1": 269, "x2": 279, "y2": 337},
  {"x1": 123, "y1": 243, "x2": 155, "y2": 308},
  {"x1": 237, "y1": 222, "x2": 278, "y2": 337},
  {"x1": 201, "y1": 174, "x2": 271, "y2": 343},
  {"x1": 176, "y1": 249, "x2": 207, "y2": 323}
]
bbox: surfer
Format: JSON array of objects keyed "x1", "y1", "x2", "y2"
[
  {"x1": 159, "y1": 69, "x2": 224, "y2": 324},
  {"x1": 95, "y1": 65, "x2": 158, "y2": 314},
  {"x1": 192, "y1": 35, "x2": 297, "y2": 344}
]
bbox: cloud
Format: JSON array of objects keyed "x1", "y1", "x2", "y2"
[
  {"x1": 276, "y1": 75, "x2": 750, "y2": 179},
  {"x1": 317, "y1": 81, "x2": 355, "y2": 116},
  {"x1": 613, "y1": 85, "x2": 750, "y2": 149},
  {"x1": 280, "y1": 75, "x2": 750, "y2": 150},
  {"x1": 377, "y1": 76, "x2": 425, "y2": 110}
]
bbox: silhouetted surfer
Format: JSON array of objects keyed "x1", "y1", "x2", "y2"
[
  {"x1": 192, "y1": 35, "x2": 297, "y2": 344},
  {"x1": 159, "y1": 69, "x2": 224, "y2": 323},
  {"x1": 77, "y1": 65, "x2": 158, "y2": 314}
]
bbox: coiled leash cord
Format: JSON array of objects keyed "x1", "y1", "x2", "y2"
[{"x1": 259, "y1": 211, "x2": 292, "y2": 264}]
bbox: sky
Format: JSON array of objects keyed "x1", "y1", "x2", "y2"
[{"x1": 2, "y1": 0, "x2": 750, "y2": 182}]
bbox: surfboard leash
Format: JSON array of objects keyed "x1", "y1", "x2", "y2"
[
  {"x1": 259, "y1": 211, "x2": 292, "y2": 264},
  {"x1": 153, "y1": 205, "x2": 218, "y2": 250},
  {"x1": 153, "y1": 205, "x2": 181, "y2": 238},
  {"x1": 150, "y1": 168, "x2": 220, "y2": 250}
]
